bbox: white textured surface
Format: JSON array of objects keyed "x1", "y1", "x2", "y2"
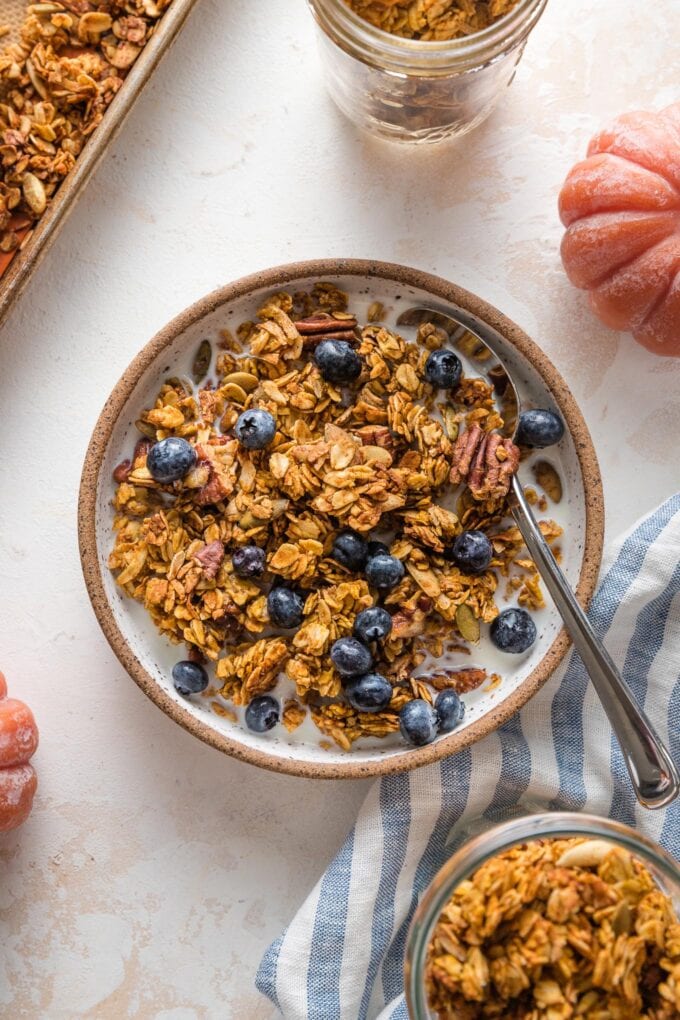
[{"x1": 0, "y1": 0, "x2": 678, "y2": 1016}]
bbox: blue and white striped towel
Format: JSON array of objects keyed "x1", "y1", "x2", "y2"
[{"x1": 257, "y1": 495, "x2": 680, "y2": 1020}]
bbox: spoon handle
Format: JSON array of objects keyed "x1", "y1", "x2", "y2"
[{"x1": 510, "y1": 476, "x2": 679, "y2": 810}]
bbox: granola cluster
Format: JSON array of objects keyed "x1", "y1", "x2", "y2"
[
  {"x1": 345, "y1": 0, "x2": 521, "y2": 41},
  {"x1": 426, "y1": 837, "x2": 680, "y2": 1019},
  {"x1": 108, "y1": 283, "x2": 561, "y2": 749},
  {"x1": 0, "y1": 0, "x2": 173, "y2": 265}
]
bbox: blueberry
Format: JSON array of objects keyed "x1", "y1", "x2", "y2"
[
  {"x1": 367, "y1": 540, "x2": 390, "y2": 560},
  {"x1": 232, "y1": 545, "x2": 266, "y2": 578},
  {"x1": 332, "y1": 529, "x2": 368, "y2": 572},
  {"x1": 435, "y1": 689, "x2": 465, "y2": 733},
  {"x1": 267, "y1": 587, "x2": 304, "y2": 629},
  {"x1": 314, "y1": 340, "x2": 362, "y2": 384},
  {"x1": 446, "y1": 531, "x2": 493, "y2": 574},
  {"x1": 354, "y1": 606, "x2": 392, "y2": 643},
  {"x1": 234, "y1": 408, "x2": 277, "y2": 450},
  {"x1": 330, "y1": 636, "x2": 373, "y2": 678},
  {"x1": 515, "y1": 409, "x2": 565, "y2": 449},
  {"x1": 365, "y1": 553, "x2": 405, "y2": 591},
  {"x1": 245, "y1": 695, "x2": 279, "y2": 733},
  {"x1": 490, "y1": 607, "x2": 537, "y2": 653},
  {"x1": 399, "y1": 699, "x2": 437, "y2": 746},
  {"x1": 172, "y1": 660, "x2": 208, "y2": 696},
  {"x1": 147, "y1": 437, "x2": 197, "y2": 484},
  {"x1": 345, "y1": 673, "x2": 393, "y2": 713},
  {"x1": 424, "y1": 349, "x2": 463, "y2": 390}
]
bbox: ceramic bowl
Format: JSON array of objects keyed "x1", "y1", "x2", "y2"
[{"x1": 78, "y1": 259, "x2": 604, "y2": 778}]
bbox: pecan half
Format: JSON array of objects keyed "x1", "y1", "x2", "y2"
[
  {"x1": 468, "y1": 432, "x2": 519, "y2": 501},
  {"x1": 113, "y1": 459, "x2": 131, "y2": 483},
  {"x1": 428, "y1": 668, "x2": 487, "y2": 693},
  {"x1": 294, "y1": 314, "x2": 358, "y2": 344},
  {"x1": 194, "y1": 540, "x2": 225, "y2": 580},
  {"x1": 195, "y1": 473, "x2": 230, "y2": 506},
  {"x1": 449, "y1": 423, "x2": 484, "y2": 485},
  {"x1": 450, "y1": 424, "x2": 519, "y2": 501}
]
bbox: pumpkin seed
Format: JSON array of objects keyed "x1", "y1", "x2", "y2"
[
  {"x1": 533, "y1": 460, "x2": 562, "y2": 503},
  {"x1": 165, "y1": 375, "x2": 191, "y2": 395},
  {"x1": 135, "y1": 419, "x2": 156, "y2": 439},
  {"x1": 612, "y1": 901, "x2": 632, "y2": 935},
  {"x1": 223, "y1": 382, "x2": 248, "y2": 403},
  {"x1": 192, "y1": 339, "x2": 212, "y2": 383},
  {"x1": 22, "y1": 172, "x2": 46, "y2": 214},
  {"x1": 223, "y1": 371, "x2": 259, "y2": 393},
  {"x1": 456, "y1": 603, "x2": 480, "y2": 643},
  {"x1": 442, "y1": 405, "x2": 459, "y2": 440}
]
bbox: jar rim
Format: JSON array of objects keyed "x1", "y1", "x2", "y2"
[
  {"x1": 404, "y1": 811, "x2": 680, "y2": 1019},
  {"x1": 308, "y1": 0, "x2": 548, "y2": 71}
]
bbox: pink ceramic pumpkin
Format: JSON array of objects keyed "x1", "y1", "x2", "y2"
[
  {"x1": 559, "y1": 102, "x2": 680, "y2": 356},
  {"x1": 0, "y1": 672, "x2": 38, "y2": 832}
]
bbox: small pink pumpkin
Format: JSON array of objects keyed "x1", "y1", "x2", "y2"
[{"x1": 559, "y1": 102, "x2": 680, "y2": 356}]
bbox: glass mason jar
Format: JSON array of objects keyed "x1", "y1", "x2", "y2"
[
  {"x1": 405, "y1": 812, "x2": 680, "y2": 1018},
  {"x1": 307, "y1": 0, "x2": 548, "y2": 143}
]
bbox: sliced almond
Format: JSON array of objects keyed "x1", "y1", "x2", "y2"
[{"x1": 22, "y1": 172, "x2": 46, "y2": 214}]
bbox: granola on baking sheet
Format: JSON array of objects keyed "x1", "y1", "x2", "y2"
[
  {"x1": 345, "y1": 0, "x2": 521, "y2": 41},
  {"x1": 0, "y1": 0, "x2": 174, "y2": 268},
  {"x1": 108, "y1": 282, "x2": 563, "y2": 749},
  {"x1": 426, "y1": 837, "x2": 680, "y2": 1019}
]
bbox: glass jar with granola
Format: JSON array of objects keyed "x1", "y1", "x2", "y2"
[
  {"x1": 307, "y1": 0, "x2": 548, "y2": 143},
  {"x1": 405, "y1": 812, "x2": 680, "y2": 1018}
]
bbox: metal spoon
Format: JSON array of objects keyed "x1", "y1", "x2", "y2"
[{"x1": 397, "y1": 303, "x2": 679, "y2": 810}]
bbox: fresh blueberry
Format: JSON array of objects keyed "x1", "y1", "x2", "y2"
[
  {"x1": 399, "y1": 699, "x2": 437, "y2": 746},
  {"x1": 172, "y1": 660, "x2": 208, "y2": 696},
  {"x1": 446, "y1": 530, "x2": 493, "y2": 574},
  {"x1": 332, "y1": 529, "x2": 368, "y2": 572},
  {"x1": 245, "y1": 695, "x2": 279, "y2": 733},
  {"x1": 267, "y1": 587, "x2": 304, "y2": 629},
  {"x1": 435, "y1": 689, "x2": 465, "y2": 733},
  {"x1": 354, "y1": 606, "x2": 392, "y2": 643},
  {"x1": 515, "y1": 409, "x2": 565, "y2": 449},
  {"x1": 490, "y1": 607, "x2": 537, "y2": 653},
  {"x1": 234, "y1": 408, "x2": 277, "y2": 450},
  {"x1": 365, "y1": 553, "x2": 405, "y2": 591},
  {"x1": 232, "y1": 545, "x2": 266, "y2": 578},
  {"x1": 147, "y1": 437, "x2": 197, "y2": 484},
  {"x1": 345, "y1": 673, "x2": 393, "y2": 713},
  {"x1": 424, "y1": 349, "x2": 463, "y2": 390},
  {"x1": 367, "y1": 540, "x2": 390, "y2": 560},
  {"x1": 314, "y1": 340, "x2": 362, "y2": 384},
  {"x1": 330, "y1": 636, "x2": 373, "y2": 678}
]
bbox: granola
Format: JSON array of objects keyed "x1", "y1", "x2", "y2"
[
  {"x1": 345, "y1": 0, "x2": 521, "y2": 41},
  {"x1": 426, "y1": 837, "x2": 680, "y2": 1019},
  {"x1": 0, "y1": 0, "x2": 174, "y2": 270},
  {"x1": 108, "y1": 282, "x2": 564, "y2": 749}
]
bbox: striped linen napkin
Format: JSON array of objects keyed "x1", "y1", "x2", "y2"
[{"x1": 256, "y1": 495, "x2": 680, "y2": 1020}]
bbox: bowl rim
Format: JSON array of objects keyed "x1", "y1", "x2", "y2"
[{"x1": 78, "y1": 258, "x2": 604, "y2": 780}]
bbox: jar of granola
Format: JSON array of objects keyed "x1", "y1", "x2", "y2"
[
  {"x1": 405, "y1": 812, "x2": 680, "y2": 1018},
  {"x1": 306, "y1": 0, "x2": 548, "y2": 143}
]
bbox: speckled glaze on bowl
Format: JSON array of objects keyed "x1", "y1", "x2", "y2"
[{"x1": 78, "y1": 260, "x2": 604, "y2": 779}]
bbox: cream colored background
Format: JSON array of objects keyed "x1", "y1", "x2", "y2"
[{"x1": 0, "y1": 0, "x2": 678, "y2": 1016}]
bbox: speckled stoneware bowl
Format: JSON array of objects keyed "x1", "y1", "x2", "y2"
[{"x1": 78, "y1": 260, "x2": 604, "y2": 779}]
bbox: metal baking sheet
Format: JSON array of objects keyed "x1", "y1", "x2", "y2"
[{"x1": 0, "y1": 0, "x2": 199, "y2": 329}]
